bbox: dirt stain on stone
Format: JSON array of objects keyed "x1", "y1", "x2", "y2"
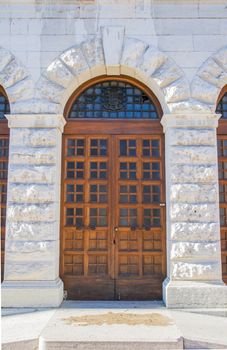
[{"x1": 63, "y1": 312, "x2": 173, "y2": 327}]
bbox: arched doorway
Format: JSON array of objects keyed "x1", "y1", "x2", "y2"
[
  {"x1": 60, "y1": 76, "x2": 166, "y2": 300},
  {"x1": 0, "y1": 86, "x2": 10, "y2": 282},
  {"x1": 217, "y1": 86, "x2": 227, "y2": 284}
]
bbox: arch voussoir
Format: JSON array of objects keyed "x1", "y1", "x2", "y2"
[
  {"x1": 37, "y1": 29, "x2": 191, "y2": 114},
  {"x1": 191, "y1": 46, "x2": 227, "y2": 110},
  {"x1": 0, "y1": 46, "x2": 34, "y2": 111}
]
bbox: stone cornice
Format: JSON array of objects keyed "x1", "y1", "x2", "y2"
[{"x1": 5, "y1": 114, "x2": 66, "y2": 132}]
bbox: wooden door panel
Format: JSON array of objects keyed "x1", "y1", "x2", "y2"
[
  {"x1": 61, "y1": 131, "x2": 166, "y2": 300},
  {"x1": 113, "y1": 135, "x2": 165, "y2": 300},
  {"x1": 217, "y1": 136, "x2": 227, "y2": 284},
  {"x1": 0, "y1": 135, "x2": 9, "y2": 282},
  {"x1": 61, "y1": 135, "x2": 114, "y2": 299}
]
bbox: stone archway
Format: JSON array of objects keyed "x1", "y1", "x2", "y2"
[
  {"x1": 191, "y1": 46, "x2": 227, "y2": 110},
  {"x1": 36, "y1": 27, "x2": 190, "y2": 115},
  {"x1": 0, "y1": 47, "x2": 33, "y2": 110}
]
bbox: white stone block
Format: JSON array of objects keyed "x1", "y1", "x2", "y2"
[
  {"x1": 11, "y1": 99, "x2": 61, "y2": 115},
  {"x1": 171, "y1": 222, "x2": 219, "y2": 242},
  {"x1": 0, "y1": 58, "x2": 28, "y2": 88},
  {"x1": 162, "y1": 77, "x2": 189, "y2": 103},
  {"x1": 1, "y1": 279, "x2": 63, "y2": 307},
  {"x1": 44, "y1": 59, "x2": 74, "y2": 88},
  {"x1": 169, "y1": 129, "x2": 216, "y2": 146},
  {"x1": 152, "y1": 58, "x2": 183, "y2": 88},
  {"x1": 171, "y1": 261, "x2": 220, "y2": 280},
  {"x1": 7, "y1": 77, "x2": 34, "y2": 102},
  {"x1": 8, "y1": 184, "x2": 55, "y2": 203},
  {"x1": 139, "y1": 46, "x2": 166, "y2": 77},
  {"x1": 0, "y1": 47, "x2": 13, "y2": 72},
  {"x1": 60, "y1": 46, "x2": 89, "y2": 76},
  {"x1": 102, "y1": 26, "x2": 125, "y2": 66},
  {"x1": 9, "y1": 165, "x2": 55, "y2": 184},
  {"x1": 81, "y1": 37, "x2": 105, "y2": 75},
  {"x1": 163, "y1": 279, "x2": 227, "y2": 308},
  {"x1": 170, "y1": 146, "x2": 216, "y2": 164},
  {"x1": 4, "y1": 260, "x2": 57, "y2": 280},
  {"x1": 10, "y1": 128, "x2": 57, "y2": 147},
  {"x1": 170, "y1": 184, "x2": 217, "y2": 203},
  {"x1": 158, "y1": 35, "x2": 194, "y2": 52},
  {"x1": 121, "y1": 38, "x2": 148, "y2": 67},
  {"x1": 6, "y1": 240, "x2": 58, "y2": 261},
  {"x1": 10, "y1": 147, "x2": 56, "y2": 165},
  {"x1": 171, "y1": 164, "x2": 216, "y2": 183},
  {"x1": 7, "y1": 203, "x2": 56, "y2": 222},
  {"x1": 171, "y1": 242, "x2": 219, "y2": 260},
  {"x1": 171, "y1": 203, "x2": 218, "y2": 222},
  {"x1": 36, "y1": 77, "x2": 64, "y2": 103},
  {"x1": 191, "y1": 76, "x2": 219, "y2": 104},
  {"x1": 7, "y1": 222, "x2": 58, "y2": 241}
]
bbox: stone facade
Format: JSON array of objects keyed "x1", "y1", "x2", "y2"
[{"x1": 1, "y1": 0, "x2": 227, "y2": 308}]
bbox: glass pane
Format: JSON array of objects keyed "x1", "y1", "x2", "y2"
[{"x1": 68, "y1": 81, "x2": 159, "y2": 119}]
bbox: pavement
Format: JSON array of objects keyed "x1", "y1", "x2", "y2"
[{"x1": 2, "y1": 301, "x2": 227, "y2": 350}]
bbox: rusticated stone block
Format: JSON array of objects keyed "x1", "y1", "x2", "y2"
[
  {"x1": 169, "y1": 129, "x2": 216, "y2": 146},
  {"x1": 8, "y1": 184, "x2": 55, "y2": 203},
  {"x1": 0, "y1": 58, "x2": 28, "y2": 88},
  {"x1": 171, "y1": 222, "x2": 219, "y2": 241},
  {"x1": 152, "y1": 58, "x2": 183, "y2": 88},
  {"x1": 7, "y1": 204, "x2": 55, "y2": 222},
  {"x1": 172, "y1": 261, "x2": 221, "y2": 280},
  {"x1": 170, "y1": 146, "x2": 216, "y2": 164},
  {"x1": 9, "y1": 165, "x2": 55, "y2": 184},
  {"x1": 10, "y1": 147, "x2": 56, "y2": 165},
  {"x1": 121, "y1": 38, "x2": 148, "y2": 67},
  {"x1": 81, "y1": 37, "x2": 105, "y2": 69},
  {"x1": 171, "y1": 203, "x2": 217, "y2": 222},
  {"x1": 163, "y1": 77, "x2": 190, "y2": 103},
  {"x1": 4, "y1": 260, "x2": 57, "y2": 280},
  {"x1": 36, "y1": 77, "x2": 64, "y2": 103},
  {"x1": 44, "y1": 58, "x2": 74, "y2": 88},
  {"x1": 7, "y1": 222, "x2": 57, "y2": 241},
  {"x1": 6, "y1": 241, "x2": 57, "y2": 261},
  {"x1": 139, "y1": 46, "x2": 166, "y2": 76},
  {"x1": 60, "y1": 46, "x2": 89, "y2": 76},
  {"x1": 171, "y1": 164, "x2": 216, "y2": 183},
  {"x1": 171, "y1": 242, "x2": 219, "y2": 260},
  {"x1": 0, "y1": 47, "x2": 13, "y2": 72},
  {"x1": 191, "y1": 76, "x2": 218, "y2": 104},
  {"x1": 10, "y1": 128, "x2": 57, "y2": 147},
  {"x1": 170, "y1": 184, "x2": 217, "y2": 203}
]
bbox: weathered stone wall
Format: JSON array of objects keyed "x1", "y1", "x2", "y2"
[
  {"x1": 0, "y1": 0, "x2": 227, "y2": 83},
  {"x1": 4, "y1": 116, "x2": 65, "y2": 283},
  {"x1": 1, "y1": 0, "x2": 227, "y2": 307},
  {"x1": 162, "y1": 114, "x2": 222, "y2": 282}
]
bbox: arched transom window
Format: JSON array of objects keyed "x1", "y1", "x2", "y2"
[
  {"x1": 68, "y1": 80, "x2": 159, "y2": 120},
  {"x1": 0, "y1": 92, "x2": 10, "y2": 119}
]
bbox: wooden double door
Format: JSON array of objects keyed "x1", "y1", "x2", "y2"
[{"x1": 61, "y1": 126, "x2": 166, "y2": 300}]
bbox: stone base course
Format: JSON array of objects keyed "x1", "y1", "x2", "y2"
[
  {"x1": 1, "y1": 278, "x2": 63, "y2": 307},
  {"x1": 163, "y1": 278, "x2": 227, "y2": 308}
]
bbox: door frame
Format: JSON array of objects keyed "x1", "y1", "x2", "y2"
[{"x1": 60, "y1": 121, "x2": 166, "y2": 298}]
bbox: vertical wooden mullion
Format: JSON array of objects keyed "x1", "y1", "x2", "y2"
[
  {"x1": 138, "y1": 136, "x2": 143, "y2": 277},
  {"x1": 84, "y1": 136, "x2": 89, "y2": 277}
]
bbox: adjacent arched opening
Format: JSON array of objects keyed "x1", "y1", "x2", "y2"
[
  {"x1": 217, "y1": 86, "x2": 227, "y2": 284},
  {"x1": 0, "y1": 85, "x2": 10, "y2": 282},
  {"x1": 60, "y1": 76, "x2": 166, "y2": 300}
]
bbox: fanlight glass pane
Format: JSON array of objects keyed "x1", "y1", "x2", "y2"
[
  {"x1": 68, "y1": 80, "x2": 159, "y2": 119},
  {"x1": 0, "y1": 93, "x2": 10, "y2": 119},
  {"x1": 216, "y1": 92, "x2": 227, "y2": 119}
]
